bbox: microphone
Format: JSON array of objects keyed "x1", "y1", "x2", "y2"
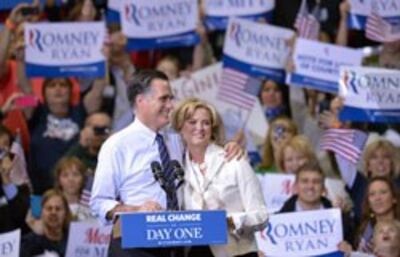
[
  {"x1": 151, "y1": 161, "x2": 167, "y2": 191},
  {"x1": 170, "y1": 160, "x2": 185, "y2": 189}
]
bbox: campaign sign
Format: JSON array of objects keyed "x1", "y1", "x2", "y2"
[
  {"x1": 120, "y1": 210, "x2": 227, "y2": 248},
  {"x1": 65, "y1": 221, "x2": 112, "y2": 257},
  {"x1": 339, "y1": 66, "x2": 400, "y2": 123},
  {"x1": 0, "y1": 0, "x2": 50, "y2": 10},
  {"x1": 120, "y1": 0, "x2": 200, "y2": 50},
  {"x1": 256, "y1": 209, "x2": 344, "y2": 257},
  {"x1": 348, "y1": 0, "x2": 371, "y2": 30},
  {"x1": 223, "y1": 18, "x2": 294, "y2": 83},
  {"x1": 203, "y1": 0, "x2": 275, "y2": 30},
  {"x1": 107, "y1": 0, "x2": 120, "y2": 23},
  {"x1": 258, "y1": 174, "x2": 296, "y2": 213},
  {"x1": 0, "y1": 229, "x2": 20, "y2": 257},
  {"x1": 24, "y1": 22, "x2": 106, "y2": 78},
  {"x1": 286, "y1": 39, "x2": 363, "y2": 93},
  {"x1": 371, "y1": 0, "x2": 400, "y2": 26}
]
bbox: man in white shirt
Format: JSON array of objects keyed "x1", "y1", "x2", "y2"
[{"x1": 90, "y1": 70, "x2": 179, "y2": 257}]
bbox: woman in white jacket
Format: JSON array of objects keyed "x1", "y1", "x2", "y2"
[{"x1": 172, "y1": 98, "x2": 268, "y2": 257}]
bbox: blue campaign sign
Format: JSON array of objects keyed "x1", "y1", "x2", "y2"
[
  {"x1": 120, "y1": 210, "x2": 228, "y2": 248},
  {"x1": 0, "y1": 0, "x2": 58, "y2": 10}
]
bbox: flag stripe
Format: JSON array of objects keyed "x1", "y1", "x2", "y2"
[
  {"x1": 217, "y1": 67, "x2": 261, "y2": 110},
  {"x1": 320, "y1": 129, "x2": 367, "y2": 165},
  {"x1": 294, "y1": 0, "x2": 320, "y2": 40}
]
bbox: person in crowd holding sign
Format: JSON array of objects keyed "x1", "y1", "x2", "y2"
[
  {"x1": 0, "y1": 1, "x2": 41, "y2": 151},
  {"x1": 90, "y1": 70, "x2": 243, "y2": 257},
  {"x1": 26, "y1": 77, "x2": 105, "y2": 195},
  {"x1": 0, "y1": 125, "x2": 30, "y2": 233},
  {"x1": 279, "y1": 161, "x2": 354, "y2": 242},
  {"x1": 21, "y1": 189, "x2": 72, "y2": 257},
  {"x1": 257, "y1": 117, "x2": 298, "y2": 173},
  {"x1": 172, "y1": 98, "x2": 268, "y2": 257}
]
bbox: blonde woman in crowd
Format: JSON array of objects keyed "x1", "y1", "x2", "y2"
[{"x1": 172, "y1": 98, "x2": 268, "y2": 257}]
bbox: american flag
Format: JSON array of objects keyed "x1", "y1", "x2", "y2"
[
  {"x1": 294, "y1": 0, "x2": 320, "y2": 40},
  {"x1": 217, "y1": 67, "x2": 261, "y2": 111},
  {"x1": 366, "y1": 12, "x2": 388, "y2": 42},
  {"x1": 365, "y1": 12, "x2": 400, "y2": 42},
  {"x1": 320, "y1": 128, "x2": 368, "y2": 164},
  {"x1": 80, "y1": 175, "x2": 94, "y2": 208}
]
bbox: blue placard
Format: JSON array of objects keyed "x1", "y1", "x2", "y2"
[
  {"x1": 120, "y1": 210, "x2": 228, "y2": 248},
  {"x1": 205, "y1": 12, "x2": 272, "y2": 31},
  {"x1": 0, "y1": 0, "x2": 58, "y2": 10}
]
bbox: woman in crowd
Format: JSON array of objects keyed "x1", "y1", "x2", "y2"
[
  {"x1": 257, "y1": 117, "x2": 298, "y2": 173},
  {"x1": 172, "y1": 98, "x2": 268, "y2": 257},
  {"x1": 21, "y1": 189, "x2": 71, "y2": 257},
  {"x1": 277, "y1": 135, "x2": 316, "y2": 174},
  {"x1": 258, "y1": 80, "x2": 290, "y2": 123},
  {"x1": 340, "y1": 139, "x2": 399, "y2": 223},
  {"x1": 53, "y1": 156, "x2": 92, "y2": 220},
  {"x1": 355, "y1": 177, "x2": 400, "y2": 254}
]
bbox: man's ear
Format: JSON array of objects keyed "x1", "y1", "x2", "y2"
[{"x1": 135, "y1": 94, "x2": 145, "y2": 107}]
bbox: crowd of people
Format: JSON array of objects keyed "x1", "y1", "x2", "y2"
[{"x1": 0, "y1": 0, "x2": 399, "y2": 257}]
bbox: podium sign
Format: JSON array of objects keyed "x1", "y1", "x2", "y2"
[{"x1": 120, "y1": 210, "x2": 227, "y2": 248}]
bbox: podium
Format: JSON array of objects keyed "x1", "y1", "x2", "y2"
[{"x1": 119, "y1": 210, "x2": 227, "y2": 248}]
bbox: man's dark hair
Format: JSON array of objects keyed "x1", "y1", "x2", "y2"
[{"x1": 127, "y1": 70, "x2": 169, "y2": 106}]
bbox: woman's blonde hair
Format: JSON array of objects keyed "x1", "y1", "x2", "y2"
[
  {"x1": 363, "y1": 139, "x2": 397, "y2": 178},
  {"x1": 171, "y1": 98, "x2": 225, "y2": 146},
  {"x1": 259, "y1": 117, "x2": 298, "y2": 169},
  {"x1": 277, "y1": 135, "x2": 316, "y2": 172}
]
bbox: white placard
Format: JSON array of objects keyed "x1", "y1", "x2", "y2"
[
  {"x1": 223, "y1": 18, "x2": 294, "y2": 83},
  {"x1": 65, "y1": 221, "x2": 112, "y2": 257},
  {"x1": 286, "y1": 38, "x2": 363, "y2": 93},
  {"x1": 256, "y1": 209, "x2": 343, "y2": 257},
  {"x1": 339, "y1": 66, "x2": 400, "y2": 123},
  {"x1": 0, "y1": 229, "x2": 20, "y2": 257}
]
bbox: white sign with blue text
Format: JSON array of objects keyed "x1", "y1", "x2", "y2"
[
  {"x1": 339, "y1": 66, "x2": 400, "y2": 123},
  {"x1": 24, "y1": 22, "x2": 106, "y2": 78},
  {"x1": 223, "y1": 18, "x2": 294, "y2": 83},
  {"x1": 371, "y1": 0, "x2": 400, "y2": 26},
  {"x1": 348, "y1": 0, "x2": 400, "y2": 30},
  {"x1": 120, "y1": 0, "x2": 200, "y2": 50},
  {"x1": 65, "y1": 221, "x2": 112, "y2": 257},
  {"x1": 257, "y1": 174, "x2": 295, "y2": 213},
  {"x1": 0, "y1": 229, "x2": 20, "y2": 257},
  {"x1": 286, "y1": 39, "x2": 363, "y2": 93},
  {"x1": 256, "y1": 209, "x2": 343, "y2": 257},
  {"x1": 204, "y1": 0, "x2": 275, "y2": 30},
  {"x1": 348, "y1": 0, "x2": 371, "y2": 30},
  {"x1": 120, "y1": 210, "x2": 227, "y2": 248}
]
